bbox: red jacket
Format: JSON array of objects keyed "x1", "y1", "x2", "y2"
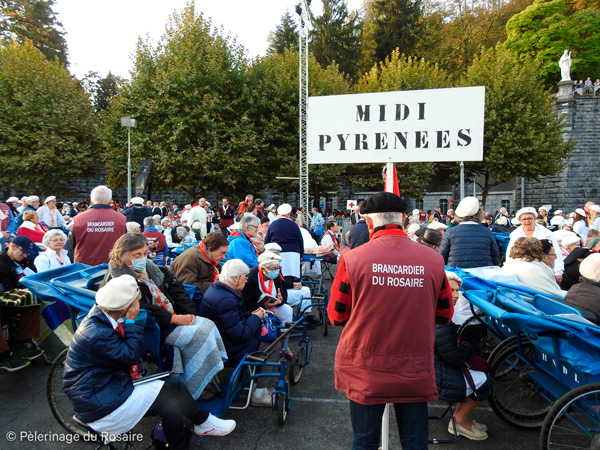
[
  {"x1": 142, "y1": 229, "x2": 166, "y2": 254},
  {"x1": 328, "y1": 228, "x2": 453, "y2": 405},
  {"x1": 73, "y1": 205, "x2": 126, "y2": 265}
]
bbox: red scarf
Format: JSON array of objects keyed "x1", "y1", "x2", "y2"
[
  {"x1": 258, "y1": 267, "x2": 274, "y2": 295},
  {"x1": 370, "y1": 224, "x2": 408, "y2": 240},
  {"x1": 199, "y1": 241, "x2": 219, "y2": 281},
  {"x1": 230, "y1": 229, "x2": 260, "y2": 255},
  {"x1": 325, "y1": 230, "x2": 340, "y2": 250}
]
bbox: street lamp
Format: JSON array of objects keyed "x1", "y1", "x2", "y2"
[{"x1": 120, "y1": 117, "x2": 136, "y2": 201}]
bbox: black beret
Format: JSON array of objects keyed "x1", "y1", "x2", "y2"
[{"x1": 360, "y1": 192, "x2": 408, "y2": 214}]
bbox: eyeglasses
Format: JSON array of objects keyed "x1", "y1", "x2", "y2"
[
  {"x1": 50, "y1": 238, "x2": 65, "y2": 243},
  {"x1": 247, "y1": 225, "x2": 258, "y2": 229}
]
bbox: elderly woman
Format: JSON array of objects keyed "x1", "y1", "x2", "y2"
[
  {"x1": 16, "y1": 210, "x2": 49, "y2": 244},
  {"x1": 34, "y1": 230, "x2": 71, "y2": 272},
  {"x1": 36, "y1": 196, "x2": 65, "y2": 229},
  {"x1": 439, "y1": 197, "x2": 500, "y2": 268},
  {"x1": 435, "y1": 271, "x2": 492, "y2": 441},
  {"x1": 103, "y1": 233, "x2": 226, "y2": 400},
  {"x1": 503, "y1": 237, "x2": 567, "y2": 298},
  {"x1": 565, "y1": 253, "x2": 600, "y2": 322},
  {"x1": 572, "y1": 208, "x2": 590, "y2": 240},
  {"x1": 198, "y1": 259, "x2": 279, "y2": 408},
  {"x1": 224, "y1": 214, "x2": 261, "y2": 268},
  {"x1": 506, "y1": 207, "x2": 564, "y2": 282},
  {"x1": 126, "y1": 221, "x2": 141, "y2": 233}
]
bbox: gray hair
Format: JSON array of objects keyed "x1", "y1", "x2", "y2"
[
  {"x1": 455, "y1": 209, "x2": 484, "y2": 223},
  {"x1": 90, "y1": 185, "x2": 112, "y2": 204},
  {"x1": 220, "y1": 259, "x2": 249, "y2": 285},
  {"x1": 365, "y1": 212, "x2": 404, "y2": 229},
  {"x1": 126, "y1": 221, "x2": 141, "y2": 233},
  {"x1": 176, "y1": 226, "x2": 187, "y2": 238},
  {"x1": 143, "y1": 216, "x2": 154, "y2": 228},
  {"x1": 240, "y1": 214, "x2": 260, "y2": 230},
  {"x1": 109, "y1": 233, "x2": 148, "y2": 266},
  {"x1": 42, "y1": 229, "x2": 67, "y2": 247}
]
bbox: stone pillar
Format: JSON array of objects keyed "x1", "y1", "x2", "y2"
[{"x1": 557, "y1": 80, "x2": 574, "y2": 102}]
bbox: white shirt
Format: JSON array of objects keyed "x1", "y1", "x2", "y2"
[
  {"x1": 34, "y1": 248, "x2": 71, "y2": 273},
  {"x1": 573, "y1": 220, "x2": 590, "y2": 239},
  {"x1": 36, "y1": 206, "x2": 65, "y2": 228},
  {"x1": 506, "y1": 224, "x2": 564, "y2": 276}
]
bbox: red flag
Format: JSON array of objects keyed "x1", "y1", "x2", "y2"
[{"x1": 384, "y1": 165, "x2": 400, "y2": 196}]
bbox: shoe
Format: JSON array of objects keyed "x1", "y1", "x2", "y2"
[
  {"x1": 194, "y1": 413, "x2": 236, "y2": 437},
  {"x1": 0, "y1": 357, "x2": 31, "y2": 372},
  {"x1": 472, "y1": 420, "x2": 488, "y2": 432},
  {"x1": 305, "y1": 315, "x2": 320, "y2": 325},
  {"x1": 251, "y1": 388, "x2": 274, "y2": 408},
  {"x1": 448, "y1": 421, "x2": 488, "y2": 440},
  {"x1": 12, "y1": 341, "x2": 44, "y2": 361}
]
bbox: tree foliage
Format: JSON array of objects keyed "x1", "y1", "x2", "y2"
[
  {"x1": 0, "y1": 40, "x2": 100, "y2": 196},
  {"x1": 309, "y1": 0, "x2": 362, "y2": 80},
  {"x1": 81, "y1": 71, "x2": 123, "y2": 113},
  {"x1": 458, "y1": 45, "x2": 575, "y2": 206},
  {"x1": 505, "y1": 0, "x2": 600, "y2": 85},
  {"x1": 267, "y1": 10, "x2": 298, "y2": 55},
  {"x1": 0, "y1": 0, "x2": 67, "y2": 65}
]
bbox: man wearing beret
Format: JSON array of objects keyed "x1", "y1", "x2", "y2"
[
  {"x1": 63, "y1": 275, "x2": 236, "y2": 449},
  {"x1": 328, "y1": 192, "x2": 454, "y2": 450}
]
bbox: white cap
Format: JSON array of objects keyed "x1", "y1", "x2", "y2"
[
  {"x1": 590, "y1": 205, "x2": 600, "y2": 213},
  {"x1": 580, "y1": 253, "x2": 600, "y2": 282},
  {"x1": 455, "y1": 197, "x2": 479, "y2": 217},
  {"x1": 96, "y1": 275, "x2": 140, "y2": 311},
  {"x1": 5, "y1": 196, "x2": 19, "y2": 203},
  {"x1": 427, "y1": 221, "x2": 448, "y2": 230},
  {"x1": 412, "y1": 209, "x2": 420, "y2": 216},
  {"x1": 576, "y1": 208, "x2": 587, "y2": 217},
  {"x1": 258, "y1": 251, "x2": 282, "y2": 267},
  {"x1": 27, "y1": 195, "x2": 40, "y2": 203},
  {"x1": 561, "y1": 235, "x2": 581, "y2": 247},
  {"x1": 191, "y1": 221, "x2": 203, "y2": 231},
  {"x1": 538, "y1": 206, "x2": 548, "y2": 212},
  {"x1": 130, "y1": 197, "x2": 144, "y2": 204},
  {"x1": 72, "y1": 201, "x2": 79, "y2": 206},
  {"x1": 445, "y1": 270, "x2": 463, "y2": 286},
  {"x1": 44, "y1": 195, "x2": 56, "y2": 204},
  {"x1": 515, "y1": 207, "x2": 538, "y2": 221},
  {"x1": 496, "y1": 215, "x2": 507, "y2": 226},
  {"x1": 264, "y1": 242, "x2": 282, "y2": 253},
  {"x1": 554, "y1": 210, "x2": 563, "y2": 215},
  {"x1": 268, "y1": 204, "x2": 276, "y2": 211},
  {"x1": 277, "y1": 203, "x2": 292, "y2": 216}
]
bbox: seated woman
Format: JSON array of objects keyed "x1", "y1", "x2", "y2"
[
  {"x1": 198, "y1": 259, "x2": 279, "y2": 408},
  {"x1": 243, "y1": 250, "x2": 317, "y2": 329},
  {"x1": 34, "y1": 229, "x2": 71, "y2": 273},
  {"x1": 502, "y1": 237, "x2": 567, "y2": 298},
  {"x1": 565, "y1": 253, "x2": 600, "y2": 322},
  {"x1": 223, "y1": 214, "x2": 260, "y2": 268},
  {"x1": 103, "y1": 233, "x2": 226, "y2": 400},
  {"x1": 435, "y1": 271, "x2": 492, "y2": 441},
  {"x1": 16, "y1": 210, "x2": 49, "y2": 244},
  {"x1": 63, "y1": 275, "x2": 235, "y2": 448}
]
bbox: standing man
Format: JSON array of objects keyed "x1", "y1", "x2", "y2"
[
  {"x1": 237, "y1": 194, "x2": 253, "y2": 221},
  {"x1": 219, "y1": 198, "x2": 235, "y2": 236},
  {"x1": 264, "y1": 204, "x2": 304, "y2": 280},
  {"x1": 254, "y1": 199, "x2": 266, "y2": 220},
  {"x1": 70, "y1": 186, "x2": 127, "y2": 266},
  {"x1": 188, "y1": 198, "x2": 208, "y2": 239},
  {"x1": 328, "y1": 192, "x2": 454, "y2": 450}
]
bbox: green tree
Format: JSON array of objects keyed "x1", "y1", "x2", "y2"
[
  {"x1": 352, "y1": 50, "x2": 451, "y2": 197},
  {"x1": 458, "y1": 45, "x2": 575, "y2": 207},
  {"x1": 505, "y1": 0, "x2": 600, "y2": 85},
  {"x1": 267, "y1": 10, "x2": 298, "y2": 55},
  {"x1": 309, "y1": 0, "x2": 362, "y2": 80},
  {"x1": 0, "y1": 0, "x2": 68, "y2": 65},
  {"x1": 0, "y1": 40, "x2": 100, "y2": 196},
  {"x1": 247, "y1": 49, "x2": 351, "y2": 204},
  {"x1": 103, "y1": 4, "x2": 260, "y2": 201}
]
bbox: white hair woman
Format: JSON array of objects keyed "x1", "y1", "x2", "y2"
[
  {"x1": 126, "y1": 221, "x2": 141, "y2": 233},
  {"x1": 198, "y1": 259, "x2": 280, "y2": 408},
  {"x1": 565, "y1": 253, "x2": 600, "y2": 322},
  {"x1": 34, "y1": 229, "x2": 71, "y2": 272}
]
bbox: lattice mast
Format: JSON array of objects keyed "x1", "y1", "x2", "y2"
[{"x1": 297, "y1": 1, "x2": 310, "y2": 215}]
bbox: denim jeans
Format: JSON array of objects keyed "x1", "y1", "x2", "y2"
[{"x1": 349, "y1": 400, "x2": 429, "y2": 450}]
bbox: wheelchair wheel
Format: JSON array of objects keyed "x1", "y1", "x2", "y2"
[
  {"x1": 539, "y1": 383, "x2": 600, "y2": 450},
  {"x1": 290, "y1": 346, "x2": 306, "y2": 385},
  {"x1": 456, "y1": 313, "x2": 502, "y2": 359},
  {"x1": 47, "y1": 351, "x2": 89, "y2": 437},
  {"x1": 277, "y1": 393, "x2": 289, "y2": 425},
  {"x1": 487, "y1": 334, "x2": 524, "y2": 367},
  {"x1": 488, "y1": 340, "x2": 550, "y2": 429}
]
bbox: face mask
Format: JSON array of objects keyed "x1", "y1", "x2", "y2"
[
  {"x1": 266, "y1": 269, "x2": 279, "y2": 279},
  {"x1": 129, "y1": 256, "x2": 147, "y2": 272}
]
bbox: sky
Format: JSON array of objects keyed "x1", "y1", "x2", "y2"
[{"x1": 53, "y1": 0, "x2": 364, "y2": 80}]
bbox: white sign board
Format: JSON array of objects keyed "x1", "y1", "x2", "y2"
[
  {"x1": 346, "y1": 200, "x2": 358, "y2": 210},
  {"x1": 307, "y1": 86, "x2": 485, "y2": 164}
]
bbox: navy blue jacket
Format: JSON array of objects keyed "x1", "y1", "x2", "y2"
[
  {"x1": 439, "y1": 223, "x2": 500, "y2": 268},
  {"x1": 63, "y1": 305, "x2": 144, "y2": 423},
  {"x1": 122, "y1": 205, "x2": 153, "y2": 229},
  {"x1": 198, "y1": 280, "x2": 261, "y2": 360},
  {"x1": 348, "y1": 220, "x2": 369, "y2": 249},
  {"x1": 265, "y1": 217, "x2": 303, "y2": 255},
  {"x1": 434, "y1": 323, "x2": 473, "y2": 403}
]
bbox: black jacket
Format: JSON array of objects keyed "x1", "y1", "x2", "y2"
[
  {"x1": 122, "y1": 205, "x2": 153, "y2": 229},
  {"x1": 434, "y1": 323, "x2": 474, "y2": 403},
  {"x1": 348, "y1": 220, "x2": 370, "y2": 249},
  {"x1": 0, "y1": 250, "x2": 36, "y2": 294},
  {"x1": 242, "y1": 266, "x2": 290, "y2": 312}
]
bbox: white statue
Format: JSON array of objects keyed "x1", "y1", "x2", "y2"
[{"x1": 559, "y1": 50, "x2": 572, "y2": 81}]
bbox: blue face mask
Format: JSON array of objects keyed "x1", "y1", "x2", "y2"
[
  {"x1": 266, "y1": 269, "x2": 279, "y2": 279},
  {"x1": 129, "y1": 256, "x2": 147, "y2": 272}
]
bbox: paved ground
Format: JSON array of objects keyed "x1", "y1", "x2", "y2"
[{"x1": 0, "y1": 271, "x2": 542, "y2": 449}]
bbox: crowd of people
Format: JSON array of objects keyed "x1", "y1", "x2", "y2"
[{"x1": 4, "y1": 184, "x2": 600, "y2": 448}]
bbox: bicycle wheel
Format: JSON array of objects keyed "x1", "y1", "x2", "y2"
[
  {"x1": 290, "y1": 346, "x2": 306, "y2": 385},
  {"x1": 277, "y1": 392, "x2": 289, "y2": 425},
  {"x1": 47, "y1": 351, "x2": 89, "y2": 437},
  {"x1": 540, "y1": 383, "x2": 600, "y2": 450},
  {"x1": 489, "y1": 340, "x2": 551, "y2": 429}
]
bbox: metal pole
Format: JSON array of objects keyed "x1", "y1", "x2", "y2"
[
  {"x1": 460, "y1": 162, "x2": 465, "y2": 201},
  {"x1": 297, "y1": 1, "x2": 309, "y2": 222},
  {"x1": 521, "y1": 177, "x2": 525, "y2": 208},
  {"x1": 127, "y1": 128, "x2": 132, "y2": 201}
]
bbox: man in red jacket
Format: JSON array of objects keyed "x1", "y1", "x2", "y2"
[
  {"x1": 328, "y1": 192, "x2": 454, "y2": 450},
  {"x1": 70, "y1": 186, "x2": 127, "y2": 266}
]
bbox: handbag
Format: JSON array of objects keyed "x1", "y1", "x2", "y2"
[
  {"x1": 257, "y1": 311, "x2": 280, "y2": 342},
  {"x1": 462, "y1": 354, "x2": 491, "y2": 398}
]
